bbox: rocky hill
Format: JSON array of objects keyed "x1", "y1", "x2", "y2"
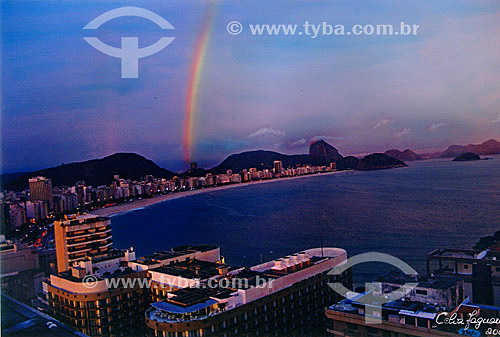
[
  {"x1": 309, "y1": 140, "x2": 343, "y2": 164},
  {"x1": 358, "y1": 153, "x2": 407, "y2": 170},
  {"x1": 4, "y1": 153, "x2": 175, "y2": 191},
  {"x1": 211, "y1": 151, "x2": 312, "y2": 174},
  {"x1": 440, "y1": 139, "x2": 500, "y2": 158},
  {"x1": 385, "y1": 149, "x2": 423, "y2": 161}
]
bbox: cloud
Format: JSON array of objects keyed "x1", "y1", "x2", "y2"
[
  {"x1": 310, "y1": 135, "x2": 344, "y2": 142},
  {"x1": 290, "y1": 138, "x2": 307, "y2": 147},
  {"x1": 427, "y1": 122, "x2": 448, "y2": 132},
  {"x1": 373, "y1": 119, "x2": 394, "y2": 129},
  {"x1": 395, "y1": 128, "x2": 411, "y2": 137},
  {"x1": 248, "y1": 127, "x2": 285, "y2": 138},
  {"x1": 493, "y1": 113, "x2": 500, "y2": 123}
]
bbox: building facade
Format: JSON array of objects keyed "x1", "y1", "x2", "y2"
[
  {"x1": 145, "y1": 247, "x2": 351, "y2": 337},
  {"x1": 427, "y1": 248, "x2": 500, "y2": 306},
  {"x1": 54, "y1": 215, "x2": 113, "y2": 273},
  {"x1": 44, "y1": 249, "x2": 149, "y2": 336},
  {"x1": 29, "y1": 176, "x2": 54, "y2": 210}
]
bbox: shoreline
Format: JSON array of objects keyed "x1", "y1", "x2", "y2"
[{"x1": 90, "y1": 170, "x2": 352, "y2": 217}]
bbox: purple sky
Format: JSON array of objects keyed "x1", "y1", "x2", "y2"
[{"x1": 2, "y1": 0, "x2": 500, "y2": 172}]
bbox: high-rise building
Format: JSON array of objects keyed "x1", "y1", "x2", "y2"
[
  {"x1": 145, "y1": 247, "x2": 351, "y2": 337},
  {"x1": 326, "y1": 295, "x2": 459, "y2": 337},
  {"x1": 427, "y1": 248, "x2": 500, "y2": 306},
  {"x1": 75, "y1": 181, "x2": 86, "y2": 206},
  {"x1": 45, "y1": 242, "x2": 222, "y2": 337},
  {"x1": 44, "y1": 248, "x2": 149, "y2": 337},
  {"x1": 54, "y1": 215, "x2": 113, "y2": 273},
  {"x1": 8, "y1": 204, "x2": 26, "y2": 229},
  {"x1": 273, "y1": 160, "x2": 283, "y2": 176},
  {"x1": 29, "y1": 176, "x2": 53, "y2": 210},
  {"x1": 0, "y1": 241, "x2": 45, "y2": 303},
  {"x1": 325, "y1": 273, "x2": 499, "y2": 337}
]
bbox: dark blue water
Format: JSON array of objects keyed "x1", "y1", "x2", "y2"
[{"x1": 111, "y1": 157, "x2": 500, "y2": 283}]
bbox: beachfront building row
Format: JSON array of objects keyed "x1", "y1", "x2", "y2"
[{"x1": 3, "y1": 159, "x2": 338, "y2": 235}]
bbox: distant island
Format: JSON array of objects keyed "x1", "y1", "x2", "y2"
[
  {"x1": 453, "y1": 152, "x2": 481, "y2": 161},
  {"x1": 358, "y1": 153, "x2": 407, "y2": 170}
]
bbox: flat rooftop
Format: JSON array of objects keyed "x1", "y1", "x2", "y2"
[
  {"x1": 151, "y1": 259, "x2": 237, "y2": 280},
  {"x1": 149, "y1": 248, "x2": 347, "y2": 318},
  {"x1": 429, "y1": 248, "x2": 500, "y2": 262},
  {"x1": 56, "y1": 266, "x2": 137, "y2": 283},
  {"x1": 330, "y1": 292, "x2": 441, "y2": 318},
  {"x1": 172, "y1": 244, "x2": 218, "y2": 253},
  {"x1": 136, "y1": 245, "x2": 219, "y2": 265},
  {"x1": 1, "y1": 294, "x2": 85, "y2": 337},
  {"x1": 375, "y1": 270, "x2": 461, "y2": 290}
]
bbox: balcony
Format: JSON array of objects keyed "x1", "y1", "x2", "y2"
[{"x1": 146, "y1": 299, "x2": 222, "y2": 324}]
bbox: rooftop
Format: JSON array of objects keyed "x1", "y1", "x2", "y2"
[
  {"x1": 151, "y1": 259, "x2": 237, "y2": 280},
  {"x1": 329, "y1": 291, "x2": 441, "y2": 320},
  {"x1": 1, "y1": 294, "x2": 85, "y2": 337},
  {"x1": 172, "y1": 244, "x2": 219, "y2": 253},
  {"x1": 428, "y1": 248, "x2": 500, "y2": 263},
  {"x1": 375, "y1": 270, "x2": 461, "y2": 290},
  {"x1": 135, "y1": 245, "x2": 219, "y2": 266},
  {"x1": 57, "y1": 266, "x2": 137, "y2": 283},
  {"x1": 57, "y1": 214, "x2": 110, "y2": 227}
]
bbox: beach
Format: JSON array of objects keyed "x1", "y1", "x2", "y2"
[{"x1": 90, "y1": 170, "x2": 349, "y2": 217}]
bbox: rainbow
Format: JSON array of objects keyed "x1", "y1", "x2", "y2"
[{"x1": 183, "y1": 1, "x2": 217, "y2": 164}]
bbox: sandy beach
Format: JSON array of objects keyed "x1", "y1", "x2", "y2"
[{"x1": 90, "y1": 170, "x2": 350, "y2": 217}]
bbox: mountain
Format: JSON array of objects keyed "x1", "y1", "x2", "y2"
[
  {"x1": 452, "y1": 152, "x2": 481, "y2": 161},
  {"x1": 385, "y1": 149, "x2": 423, "y2": 161},
  {"x1": 440, "y1": 139, "x2": 500, "y2": 158},
  {"x1": 211, "y1": 150, "x2": 312, "y2": 174},
  {"x1": 212, "y1": 140, "x2": 346, "y2": 174},
  {"x1": 212, "y1": 140, "x2": 406, "y2": 174},
  {"x1": 358, "y1": 153, "x2": 407, "y2": 171},
  {"x1": 309, "y1": 140, "x2": 343, "y2": 164},
  {"x1": 342, "y1": 156, "x2": 360, "y2": 170},
  {"x1": 4, "y1": 153, "x2": 175, "y2": 191}
]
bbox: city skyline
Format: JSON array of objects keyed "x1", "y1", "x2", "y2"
[{"x1": 3, "y1": 0, "x2": 500, "y2": 172}]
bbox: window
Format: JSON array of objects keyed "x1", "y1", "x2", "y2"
[
  {"x1": 463, "y1": 264, "x2": 469, "y2": 270},
  {"x1": 347, "y1": 323, "x2": 358, "y2": 331},
  {"x1": 416, "y1": 289, "x2": 427, "y2": 295}
]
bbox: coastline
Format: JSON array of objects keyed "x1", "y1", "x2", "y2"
[{"x1": 90, "y1": 170, "x2": 351, "y2": 217}]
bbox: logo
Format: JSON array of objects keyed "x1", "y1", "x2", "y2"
[
  {"x1": 82, "y1": 274, "x2": 99, "y2": 288},
  {"x1": 83, "y1": 7, "x2": 175, "y2": 78},
  {"x1": 328, "y1": 252, "x2": 418, "y2": 324},
  {"x1": 226, "y1": 21, "x2": 243, "y2": 35}
]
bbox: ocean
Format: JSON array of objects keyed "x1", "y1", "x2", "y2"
[{"x1": 111, "y1": 156, "x2": 500, "y2": 284}]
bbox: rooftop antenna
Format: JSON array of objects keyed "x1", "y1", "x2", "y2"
[{"x1": 321, "y1": 233, "x2": 324, "y2": 258}]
